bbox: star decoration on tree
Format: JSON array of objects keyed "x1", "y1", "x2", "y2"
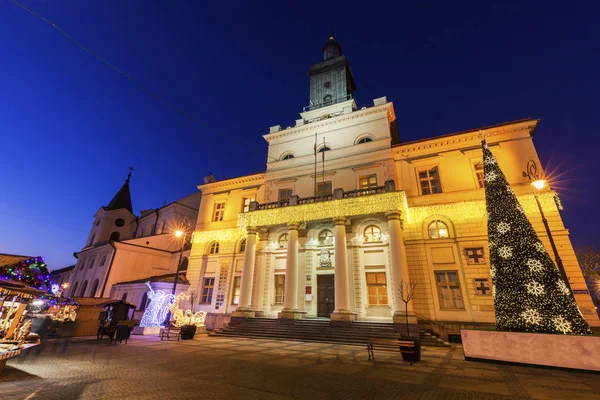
[
  {"x1": 498, "y1": 246, "x2": 513, "y2": 259},
  {"x1": 552, "y1": 316, "x2": 573, "y2": 334},
  {"x1": 481, "y1": 139, "x2": 591, "y2": 334},
  {"x1": 496, "y1": 222, "x2": 511, "y2": 234},
  {"x1": 526, "y1": 281, "x2": 545, "y2": 296},
  {"x1": 526, "y1": 259, "x2": 544, "y2": 274},
  {"x1": 521, "y1": 309, "x2": 542, "y2": 325}
]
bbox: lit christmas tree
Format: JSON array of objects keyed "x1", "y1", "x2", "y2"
[{"x1": 482, "y1": 140, "x2": 591, "y2": 334}]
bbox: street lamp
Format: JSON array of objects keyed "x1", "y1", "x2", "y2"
[
  {"x1": 164, "y1": 222, "x2": 190, "y2": 325},
  {"x1": 523, "y1": 160, "x2": 571, "y2": 289}
]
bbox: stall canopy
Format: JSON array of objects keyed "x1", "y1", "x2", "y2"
[{"x1": 0, "y1": 253, "x2": 51, "y2": 291}]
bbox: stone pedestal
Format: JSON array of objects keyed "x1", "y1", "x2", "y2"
[
  {"x1": 461, "y1": 329, "x2": 600, "y2": 371},
  {"x1": 132, "y1": 326, "x2": 161, "y2": 336},
  {"x1": 393, "y1": 313, "x2": 419, "y2": 338},
  {"x1": 277, "y1": 310, "x2": 305, "y2": 325},
  {"x1": 330, "y1": 310, "x2": 357, "y2": 327},
  {"x1": 193, "y1": 325, "x2": 207, "y2": 338},
  {"x1": 230, "y1": 310, "x2": 255, "y2": 326}
]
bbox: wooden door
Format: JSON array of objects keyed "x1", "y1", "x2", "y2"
[{"x1": 317, "y1": 275, "x2": 335, "y2": 317}]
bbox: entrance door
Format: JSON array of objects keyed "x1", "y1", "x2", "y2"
[{"x1": 317, "y1": 275, "x2": 335, "y2": 317}]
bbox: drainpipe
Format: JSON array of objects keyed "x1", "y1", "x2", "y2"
[
  {"x1": 100, "y1": 241, "x2": 118, "y2": 298},
  {"x1": 133, "y1": 217, "x2": 140, "y2": 238}
]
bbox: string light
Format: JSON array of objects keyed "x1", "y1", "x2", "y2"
[
  {"x1": 482, "y1": 140, "x2": 591, "y2": 335},
  {"x1": 139, "y1": 282, "x2": 175, "y2": 327},
  {"x1": 192, "y1": 227, "x2": 245, "y2": 244},
  {"x1": 0, "y1": 256, "x2": 52, "y2": 290},
  {"x1": 169, "y1": 293, "x2": 207, "y2": 327}
]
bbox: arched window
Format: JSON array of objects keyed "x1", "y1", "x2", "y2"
[
  {"x1": 318, "y1": 230, "x2": 333, "y2": 246},
  {"x1": 121, "y1": 292, "x2": 128, "y2": 301},
  {"x1": 89, "y1": 279, "x2": 99, "y2": 297},
  {"x1": 179, "y1": 257, "x2": 189, "y2": 271},
  {"x1": 364, "y1": 225, "x2": 382, "y2": 242},
  {"x1": 139, "y1": 292, "x2": 148, "y2": 311},
  {"x1": 281, "y1": 153, "x2": 294, "y2": 160},
  {"x1": 71, "y1": 281, "x2": 79, "y2": 297},
  {"x1": 78, "y1": 260, "x2": 85, "y2": 270},
  {"x1": 100, "y1": 255, "x2": 106, "y2": 266},
  {"x1": 239, "y1": 239, "x2": 246, "y2": 253},
  {"x1": 79, "y1": 280, "x2": 88, "y2": 297},
  {"x1": 356, "y1": 137, "x2": 373, "y2": 144},
  {"x1": 209, "y1": 241, "x2": 220, "y2": 254},
  {"x1": 110, "y1": 231, "x2": 120, "y2": 241},
  {"x1": 278, "y1": 233, "x2": 289, "y2": 249},
  {"x1": 88, "y1": 258, "x2": 95, "y2": 269},
  {"x1": 428, "y1": 220, "x2": 449, "y2": 239},
  {"x1": 323, "y1": 94, "x2": 332, "y2": 106}
]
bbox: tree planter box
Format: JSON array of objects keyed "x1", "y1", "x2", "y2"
[
  {"x1": 400, "y1": 338, "x2": 421, "y2": 363},
  {"x1": 461, "y1": 329, "x2": 600, "y2": 372},
  {"x1": 180, "y1": 325, "x2": 197, "y2": 340}
]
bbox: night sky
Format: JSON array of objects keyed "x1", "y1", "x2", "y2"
[{"x1": 1, "y1": 1, "x2": 598, "y2": 270}]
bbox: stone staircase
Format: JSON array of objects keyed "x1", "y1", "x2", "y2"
[{"x1": 209, "y1": 317, "x2": 449, "y2": 346}]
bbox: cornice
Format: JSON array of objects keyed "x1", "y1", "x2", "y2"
[
  {"x1": 394, "y1": 122, "x2": 536, "y2": 157},
  {"x1": 198, "y1": 173, "x2": 265, "y2": 192},
  {"x1": 263, "y1": 104, "x2": 391, "y2": 142}
]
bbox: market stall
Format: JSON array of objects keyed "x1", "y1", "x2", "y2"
[
  {"x1": 0, "y1": 280, "x2": 44, "y2": 376},
  {"x1": 28, "y1": 296, "x2": 78, "y2": 338}
]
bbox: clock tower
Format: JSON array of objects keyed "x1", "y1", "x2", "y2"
[{"x1": 307, "y1": 35, "x2": 356, "y2": 111}]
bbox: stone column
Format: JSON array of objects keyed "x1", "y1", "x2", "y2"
[
  {"x1": 230, "y1": 226, "x2": 257, "y2": 325},
  {"x1": 278, "y1": 222, "x2": 304, "y2": 323},
  {"x1": 330, "y1": 217, "x2": 356, "y2": 326},
  {"x1": 386, "y1": 211, "x2": 418, "y2": 337}
]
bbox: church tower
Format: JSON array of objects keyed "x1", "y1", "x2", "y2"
[
  {"x1": 84, "y1": 170, "x2": 137, "y2": 248},
  {"x1": 307, "y1": 34, "x2": 356, "y2": 110}
]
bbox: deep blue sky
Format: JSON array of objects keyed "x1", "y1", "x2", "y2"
[{"x1": 1, "y1": 1, "x2": 598, "y2": 270}]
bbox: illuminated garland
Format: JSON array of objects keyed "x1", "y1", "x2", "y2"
[
  {"x1": 238, "y1": 192, "x2": 407, "y2": 228},
  {"x1": 406, "y1": 193, "x2": 559, "y2": 224},
  {"x1": 192, "y1": 227, "x2": 245, "y2": 244},
  {"x1": 169, "y1": 293, "x2": 207, "y2": 327},
  {"x1": 0, "y1": 257, "x2": 51, "y2": 290},
  {"x1": 482, "y1": 140, "x2": 590, "y2": 334}
]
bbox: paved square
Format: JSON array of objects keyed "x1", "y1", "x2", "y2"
[{"x1": 1, "y1": 335, "x2": 598, "y2": 399}]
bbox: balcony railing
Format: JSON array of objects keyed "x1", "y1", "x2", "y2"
[
  {"x1": 249, "y1": 180, "x2": 396, "y2": 212},
  {"x1": 302, "y1": 94, "x2": 354, "y2": 112}
]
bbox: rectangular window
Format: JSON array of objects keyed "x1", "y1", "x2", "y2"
[
  {"x1": 465, "y1": 247, "x2": 485, "y2": 264},
  {"x1": 279, "y1": 188, "x2": 293, "y2": 201},
  {"x1": 274, "y1": 275, "x2": 285, "y2": 304},
  {"x1": 316, "y1": 181, "x2": 332, "y2": 196},
  {"x1": 434, "y1": 271, "x2": 464, "y2": 310},
  {"x1": 231, "y1": 276, "x2": 241, "y2": 305},
  {"x1": 212, "y1": 202, "x2": 225, "y2": 222},
  {"x1": 242, "y1": 197, "x2": 255, "y2": 212},
  {"x1": 473, "y1": 162, "x2": 485, "y2": 188},
  {"x1": 419, "y1": 166, "x2": 442, "y2": 195},
  {"x1": 366, "y1": 272, "x2": 388, "y2": 305},
  {"x1": 201, "y1": 278, "x2": 215, "y2": 304},
  {"x1": 359, "y1": 174, "x2": 378, "y2": 189}
]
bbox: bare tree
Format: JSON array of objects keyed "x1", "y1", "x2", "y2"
[
  {"x1": 576, "y1": 246, "x2": 600, "y2": 280},
  {"x1": 188, "y1": 291, "x2": 197, "y2": 313},
  {"x1": 398, "y1": 279, "x2": 418, "y2": 337}
]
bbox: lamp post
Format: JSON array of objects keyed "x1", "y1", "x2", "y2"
[
  {"x1": 523, "y1": 160, "x2": 571, "y2": 289},
  {"x1": 164, "y1": 222, "x2": 190, "y2": 325}
]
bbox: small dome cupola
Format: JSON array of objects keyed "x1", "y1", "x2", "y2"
[{"x1": 323, "y1": 35, "x2": 341, "y2": 60}]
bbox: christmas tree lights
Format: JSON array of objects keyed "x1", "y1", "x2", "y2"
[
  {"x1": 139, "y1": 282, "x2": 175, "y2": 327},
  {"x1": 482, "y1": 140, "x2": 591, "y2": 334}
]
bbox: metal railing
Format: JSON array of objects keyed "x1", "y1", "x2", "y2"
[
  {"x1": 303, "y1": 94, "x2": 354, "y2": 112},
  {"x1": 256, "y1": 199, "x2": 289, "y2": 210},
  {"x1": 343, "y1": 186, "x2": 386, "y2": 198},
  {"x1": 298, "y1": 194, "x2": 334, "y2": 205}
]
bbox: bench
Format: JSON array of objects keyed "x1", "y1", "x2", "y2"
[
  {"x1": 160, "y1": 326, "x2": 181, "y2": 341},
  {"x1": 367, "y1": 338, "x2": 418, "y2": 364}
]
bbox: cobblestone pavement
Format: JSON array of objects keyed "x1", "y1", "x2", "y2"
[{"x1": 1, "y1": 335, "x2": 599, "y2": 399}]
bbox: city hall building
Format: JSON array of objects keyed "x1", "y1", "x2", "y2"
[{"x1": 184, "y1": 36, "x2": 599, "y2": 335}]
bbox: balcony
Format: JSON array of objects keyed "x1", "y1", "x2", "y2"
[{"x1": 238, "y1": 180, "x2": 405, "y2": 228}]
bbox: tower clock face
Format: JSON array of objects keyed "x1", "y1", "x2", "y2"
[{"x1": 324, "y1": 81, "x2": 331, "y2": 88}]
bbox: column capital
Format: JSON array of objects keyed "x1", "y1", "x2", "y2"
[
  {"x1": 246, "y1": 226, "x2": 258, "y2": 235},
  {"x1": 385, "y1": 211, "x2": 402, "y2": 221},
  {"x1": 333, "y1": 217, "x2": 347, "y2": 226},
  {"x1": 287, "y1": 222, "x2": 300, "y2": 230}
]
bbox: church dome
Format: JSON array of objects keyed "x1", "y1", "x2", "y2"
[{"x1": 323, "y1": 36, "x2": 341, "y2": 60}]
